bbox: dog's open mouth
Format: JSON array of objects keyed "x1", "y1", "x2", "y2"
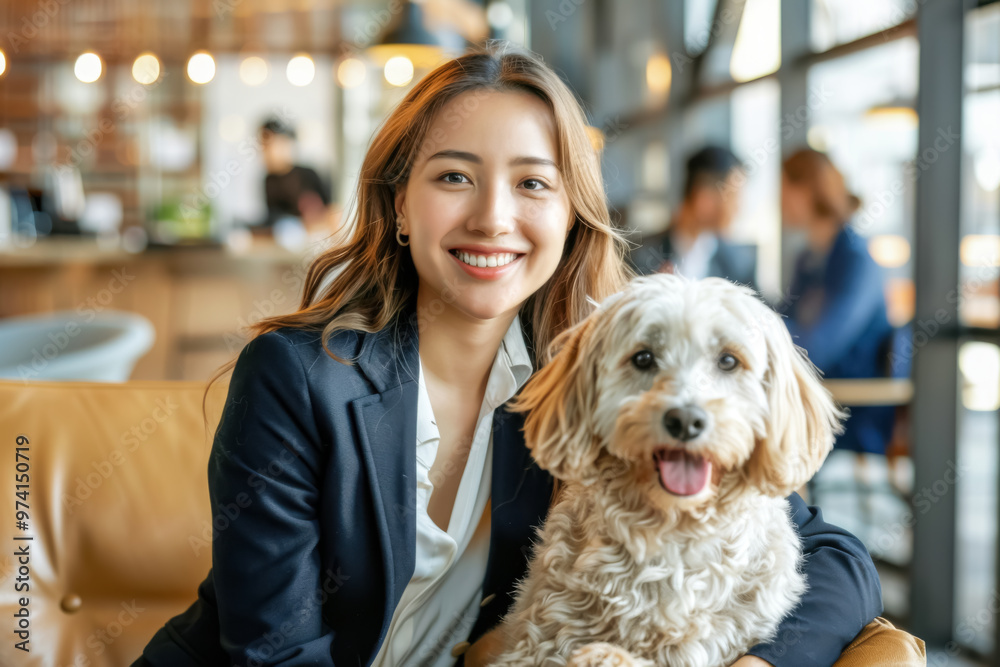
[{"x1": 653, "y1": 447, "x2": 713, "y2": 496}]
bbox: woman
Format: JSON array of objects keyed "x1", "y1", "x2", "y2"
[
  {"x1": 135, "y1": 44, "x2": 881, "y2": 667},
  {"x1": 779, "y1": 149, "x2": 897, "y2": 455}
]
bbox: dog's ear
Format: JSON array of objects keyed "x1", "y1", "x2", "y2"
[
  {"x1": 746, "y1": 312, "x2": 845, "y2": 498},
  {"x1": 509, "y1": 315, "x2": 602, "y2": 485}
]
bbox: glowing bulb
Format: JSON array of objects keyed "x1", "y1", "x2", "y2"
[
  {"x1": 187, "y1": 52, "x2": 216, "y2": 84},
  {"x1": 646, "y1": 53, "x2": 672, "y2": 96},
  {"x1": 868, "y1": 235, "x2": 911, "y2": 268},
  {"x1": 0, "y1": 50, "x2": 6, "y2": 77},
  {"x1": 132, "y1": 53, "x2": 161, "y2": 85},
  {"x1": 74, "y1": 52, "x2": 103, "y2": 83},
  {"x1": 239, "y1": 56, "x2": 268, "y2": 86},
  {"x1": 337, "y1": 57, "x2": 366, "y2": 89},
  {"x1": 286, "y1": 54, "x2": 315, "y2": 87},
  {"x1": 384, "y1": 56, "x2": 414, "y2": 87}
]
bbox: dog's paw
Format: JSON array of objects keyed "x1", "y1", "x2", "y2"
[{"x1": 566, "y1": 642, "x2": 647, "y2": 667}]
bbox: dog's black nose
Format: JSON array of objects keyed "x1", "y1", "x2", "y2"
[{"x1": 663, "y1": 406, "x2": 708, "y2": 441}]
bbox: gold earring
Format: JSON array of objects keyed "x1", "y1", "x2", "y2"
[{"x1": 396, "y1": 220, "x2": 409, "y2": 246}]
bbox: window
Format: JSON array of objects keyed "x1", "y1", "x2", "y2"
[
  {"x1": 954, "y1": 2, "x2": 1000, "y2": 657},
  {"x1": 811, "y1": 0, "x2": 916, "y2": 52},
  {"x1": 808, "y1": 37, "x2": 919, "y2": 327}
]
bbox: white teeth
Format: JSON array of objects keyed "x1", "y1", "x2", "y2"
[{"x1": 456, "y1": 251, "x2": 518, "y2": 268}]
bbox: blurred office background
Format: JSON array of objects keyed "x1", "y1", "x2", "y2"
[{"x1": 0, "y1": 0, "x2": 998, "y2": 663}]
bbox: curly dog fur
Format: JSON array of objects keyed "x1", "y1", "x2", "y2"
[{"x1": 489, "y1": 274, "x2": 845, "y2": 667}]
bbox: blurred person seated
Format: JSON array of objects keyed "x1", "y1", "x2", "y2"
[
  {"x1": 779, "y1": 148, "x2": 898, "y2": 456},
  {"x1": 257, "y1": 117, "x2": 340, "y2": 239},
  {"x1": 628, "y1": 145, "x2": 757, "y2": 288}
]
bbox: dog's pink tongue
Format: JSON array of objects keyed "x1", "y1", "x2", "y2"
[{"x1": 657, "y1": 449, "x2": 711, "y2": 496}]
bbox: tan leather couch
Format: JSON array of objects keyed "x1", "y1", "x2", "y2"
[
  {"x1": 0, "y1": 378, "x2": 228, "y2": 667},
  {"x1": 0, "y1": 379, "x2": 925, "y2": 667}
]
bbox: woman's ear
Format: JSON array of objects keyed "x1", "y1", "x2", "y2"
[
  {"x1": 394, "y1": 186, "x2": 408, "y2": 233},
  {"x1": 746, "y1": 310, "x2": 845, "y2": 498},
  {"x1": 509, "y1": 315, "x2": 602, "y2": 485}
]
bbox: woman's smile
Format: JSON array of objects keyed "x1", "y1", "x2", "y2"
[{"x1": 448, "y1": 244, "x2": 527, "y2": 281}]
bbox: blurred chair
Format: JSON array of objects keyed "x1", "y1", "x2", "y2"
[
  {"x1": 0, "y1": 310, "x2": 155, "y2": 382},
  {"x1": 0, "y1": 377, "x2": 228, "y2": 666}
]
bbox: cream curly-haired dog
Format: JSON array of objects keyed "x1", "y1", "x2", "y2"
[{"x1": 489, "y1": 273, "x2": 845, "y2": 667}]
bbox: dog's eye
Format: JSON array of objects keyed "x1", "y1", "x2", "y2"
[
  {"x1": 631, "y1": 349, "x2": 655, "y2": 370},
  {"x1": 718, "y1": 353, "x2": 739, "y2": 371}
]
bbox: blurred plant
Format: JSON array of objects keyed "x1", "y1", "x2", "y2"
[{"x1": 150, "y1": 198, "x2": 212, "y2": 243}]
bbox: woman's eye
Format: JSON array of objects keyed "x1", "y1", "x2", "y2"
[
  {"x1": 631, "y1": 350, "x2": 654, "y2": 370},
  {"x1": 441, "y1": 172, "x2": 469, "y2": 184},
  {"x1": 522, "y1": 179, "x2": 547, "y2": 191},
  {"x1": 718, "y1": 353, "x2": 739, "y2": 371}
]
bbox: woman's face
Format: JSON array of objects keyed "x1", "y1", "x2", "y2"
[
  {"x1": 780, "y1": 173, "x2": 813, "y2": 230},
  {"x1": 395, "y1": 89, "x2": 574, "y2": 323}
]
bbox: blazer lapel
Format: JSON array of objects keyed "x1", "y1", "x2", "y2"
[
  {"x1": 349, "y1": 314, "x2": 420, "y2": 663},
  {"x1": 463, "y1": 399, "x2": 554, "y2": 649},
  {"x1": 345, "y1": 308, "x2": 550, "y2": 663}
]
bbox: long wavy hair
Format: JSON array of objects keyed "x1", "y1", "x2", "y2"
[{"x1": 202, "y1": 42, "x2": 633, "y2": 503}]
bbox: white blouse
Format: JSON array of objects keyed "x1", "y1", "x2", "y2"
[{"x1": 370, "y1": 314, "x2": 534, "y2": 667}]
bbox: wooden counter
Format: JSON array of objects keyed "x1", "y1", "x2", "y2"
[{"x1": 0, "y1": 236, "x2": 327, "y2": 381}]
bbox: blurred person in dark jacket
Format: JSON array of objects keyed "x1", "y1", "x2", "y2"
[
  {"x1": 258, "y1": 117, "x2": 338, "y2": 237},
  {"x1": 779, "y1": 148, "x2": 898, "y2": 455},
  {"x1": 628, "y1": 145, "x2": 757, "y2": 288}
]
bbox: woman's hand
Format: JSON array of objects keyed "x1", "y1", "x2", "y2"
[
  {"x1": 463, "y1": 625, "x2": 508, "y2": 667},
  {"x1": 730, "y1": 656, "x2": 774, "y2": 667}
]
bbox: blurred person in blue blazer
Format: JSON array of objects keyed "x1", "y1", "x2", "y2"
[
  {"x1": 629, "y1": 146, "x2": 758, "y2": 289},
  {"x1": 779, "y1": 148, "x2": 900, "y2": 455}
]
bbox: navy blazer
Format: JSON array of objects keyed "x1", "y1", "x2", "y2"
[
  {"x1": 137, "y1": 305, "x2": 882, "y2": 667},
  {"x1": 780, "y1": 225, "x2": 898, "y2": 454}
]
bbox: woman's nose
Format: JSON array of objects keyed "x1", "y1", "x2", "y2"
[{"x1": 467, "y1": 183, "x2": 516, "y2": 237}]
